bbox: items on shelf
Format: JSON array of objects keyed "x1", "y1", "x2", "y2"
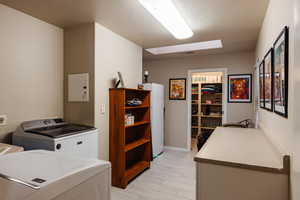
[
  {"x1": 126, "y1": 98, "x2": 142, "y2": 106},
  {"x1": 208, "y1": 112, "x2": 222, "y2": 117},
  {"x1": 192, "y1": 74, "x2": 222, "y2": 83},
  {"x1": 192, "y1": 85, "x2": 199, "y2": 93},
  {"x1": 192, "y1": 116, "x2": 199, "y2": 126},
  {"x1": 201, "y1": 84, "x2": 222, "y2": 94},
  {"x1": 125, "y1": 113, "x2": 135, "y2": 126},
  {"x1": 205, "y1": 100, "x2": 212, "y2": 104},
  {"x1": 192, "y1": 104, "x2": 199, "y2": 115}
]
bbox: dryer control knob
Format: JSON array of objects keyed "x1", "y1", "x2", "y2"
[{"x1": 56, "y1": 144, "x2": 62, "y2": 150}]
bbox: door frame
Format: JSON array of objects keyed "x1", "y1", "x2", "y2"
[{"x1": 187, "y1": 68, "x2": 228, "y2": 151}]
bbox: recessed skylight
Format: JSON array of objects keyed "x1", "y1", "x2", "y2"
[
  {"x1": 138, "y1": 0, "x2": 193, "y2": 40},
  {"x1": 146, "y1": 40, "x2": 223, "y2": 55}
]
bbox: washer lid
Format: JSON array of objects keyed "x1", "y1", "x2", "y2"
[
  {"x1": 26, "y1": 124, "x2": 96, "y2": 138},
  {"x1": 0, "y1": 150, "x2": 110, "y2": 189}
]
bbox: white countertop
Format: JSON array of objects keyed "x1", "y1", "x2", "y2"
[{"x1": 195, "y1": 127, "x2": 285, "y2": 170}]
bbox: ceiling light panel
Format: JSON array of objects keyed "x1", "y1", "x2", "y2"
[
  {"x1": 138, "y1": 0, "x2": 193, "y2": 39},
  {"x1": 146, "y1": 40, "x2": 223, "y2": 55}
]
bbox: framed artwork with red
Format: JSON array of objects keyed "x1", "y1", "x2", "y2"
[
  {"x1": 262, "y1": 48, "x2": 274, "y2": 111},
  {"x1": 228, "y1": 74, "x2": 252, "y2": 103}
]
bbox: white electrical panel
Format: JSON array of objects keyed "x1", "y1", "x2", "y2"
[{"x1": 68, "y1": 73, "x2": 89, "y2": 102}]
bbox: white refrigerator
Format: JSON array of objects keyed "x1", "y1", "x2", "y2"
[{"x1": 143, "y1": 83, "x2": 164, "y2": 158}]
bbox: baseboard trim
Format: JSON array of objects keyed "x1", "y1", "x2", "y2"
[{"x1": 164, "y1": 146, "x2": 189, "y2": 152}]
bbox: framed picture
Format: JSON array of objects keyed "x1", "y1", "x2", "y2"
[
  {"x1": 273, "y1": 26, "x2": 289, "y2": 118},
  {"x1": 169, "y1": 78, "x2": 186, "y2": 100},
  {"x1": 228, "y1": 74, "x2": 252, "y2": 103},
  {"x1": 259, "y1": 61, "x2": 265, "y2": 108},
  {"x1": 263, "y1": 48, "x2": 274, "y2": 111}
]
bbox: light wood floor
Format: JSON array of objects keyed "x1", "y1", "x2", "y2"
[{"x1": 112, "y1": 149, "x2": 196, "y2": 200}]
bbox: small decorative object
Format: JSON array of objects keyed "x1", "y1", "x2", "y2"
[
  {"x1": 169, "y1": 78, "x2": 186, "y2": 100},
  {"x1": 259, "y1": 61, "x2": 265, "y2": 108},
  {"x1": 228, "y1": 74, "x2": 252, "y2": 103},
  {"x1": 263, "y1": 48, "x2": 273, "y2": 111},
  {"x1": 115, "y1": 72, "x2": 125, "y2": 88},
  {"x1": 144, "y1": 70, "x2": 149, "y2": 83},
  {"x1": 138, "y1": 84, "x2": 144, "y2": 90},
  {"x1": 273, "y1": 26, "x2": 289, "y2": 118}
]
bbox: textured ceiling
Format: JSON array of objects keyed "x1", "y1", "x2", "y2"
[{"x1": 0, "y1": 0, "x2": 269, "y2": 59}]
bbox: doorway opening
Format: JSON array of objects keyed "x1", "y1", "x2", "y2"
[{"x1": 187, "y1": 68, "x2": 228, "y2": 151}]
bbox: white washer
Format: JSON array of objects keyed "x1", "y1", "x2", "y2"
[
  {"x1": 13, "y1": 119, "x2": 99, "y2": 159},
  {"x1": 0, "y1": 150, "x2": 111, "y2": 200}
]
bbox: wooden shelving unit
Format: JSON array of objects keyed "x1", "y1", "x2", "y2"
[
  {"x1": 200, "y1": 83, "x2": 223, "y2": 133},
  {"x1": 109, "y1": 88, "x2": 152, "y2": 189},
  {"x1": 191, "y1": 83, "x2": 200, "y2": 138},
  {"x1": 191, "y1": 82, "x2": 223, "y2": 150}
]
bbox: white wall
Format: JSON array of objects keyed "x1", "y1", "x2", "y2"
[
  {"x1": 94, "y1": 23, "x2": 143, "y2": 160},
  {"x1": 255, "y1": 0, "x2": 300, "y2": 199},
  {"x1": 64, "y1": 24, "x2": 95, "y2": 126},
  {"x1": 255, "y1": 0, "x2": 294, "y2": 155},
  {"x1": 292, "y1": 0, "x2": 300, "y2": 199},
  {"x1": 0, "y1": 4, "x2": 64, "y2": 141},
  {"x1": 144, "y1": 51, "x2": 255, "y2": 149}
]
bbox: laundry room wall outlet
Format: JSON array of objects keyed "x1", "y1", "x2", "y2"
[
  {"x1": 0, "y1": 115, "x2": 7, "y2": 126},
  {"x1": 101, "y1": 104, "x2": 106, "y2": 114}
]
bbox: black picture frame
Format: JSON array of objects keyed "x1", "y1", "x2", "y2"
[
  {"x1": 227, "y1": 74, "x2": 252, "y2": 103},
  {"x1": 273, "y1": 26, "x2": 289, "y2": 118},
  {"x1": 263, "y1": 48, "x2": 274, "y2": 112},
  {"x1": 259, "y1": 61, "x2": 265, "y2": 108},
  {"x1": 169, "y1": 78, "x2": 186, "y2": 100}
]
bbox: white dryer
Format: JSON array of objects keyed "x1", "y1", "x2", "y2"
[{"x1": 0, "y1": 150, "x2": 111, "y2": 200}]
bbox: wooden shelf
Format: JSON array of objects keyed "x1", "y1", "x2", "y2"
[
  {"x1": 125, "y1": 161, "x2": 150, "y2": 182},
  {"x1": 110, "y1": 88, "x2": 150, "y2": 92},
  {"x1": 125, "y1": 138, "x2": 150, "y2": 152},
  {"x1": 201, "y1": 115, "x2": 222, "y2": 118},
  {"x1": 125, "y1": 105, "x2": 150, "y2": 110},
  {"x1": 202, "y1": 93, "x2": 222, "y2": 95},
  {"x1": 125, "y1": 121, "x2": 150, "y2": 128},
  {"x1": 201, "y1": 103, "x2": 222, "y2": 106},
  {"x1": 201, "y1": 82, "x2": 222, "y2": 85},
  {"x1": 200, "y1": 127, "x2": 216, "y2": 130}
]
